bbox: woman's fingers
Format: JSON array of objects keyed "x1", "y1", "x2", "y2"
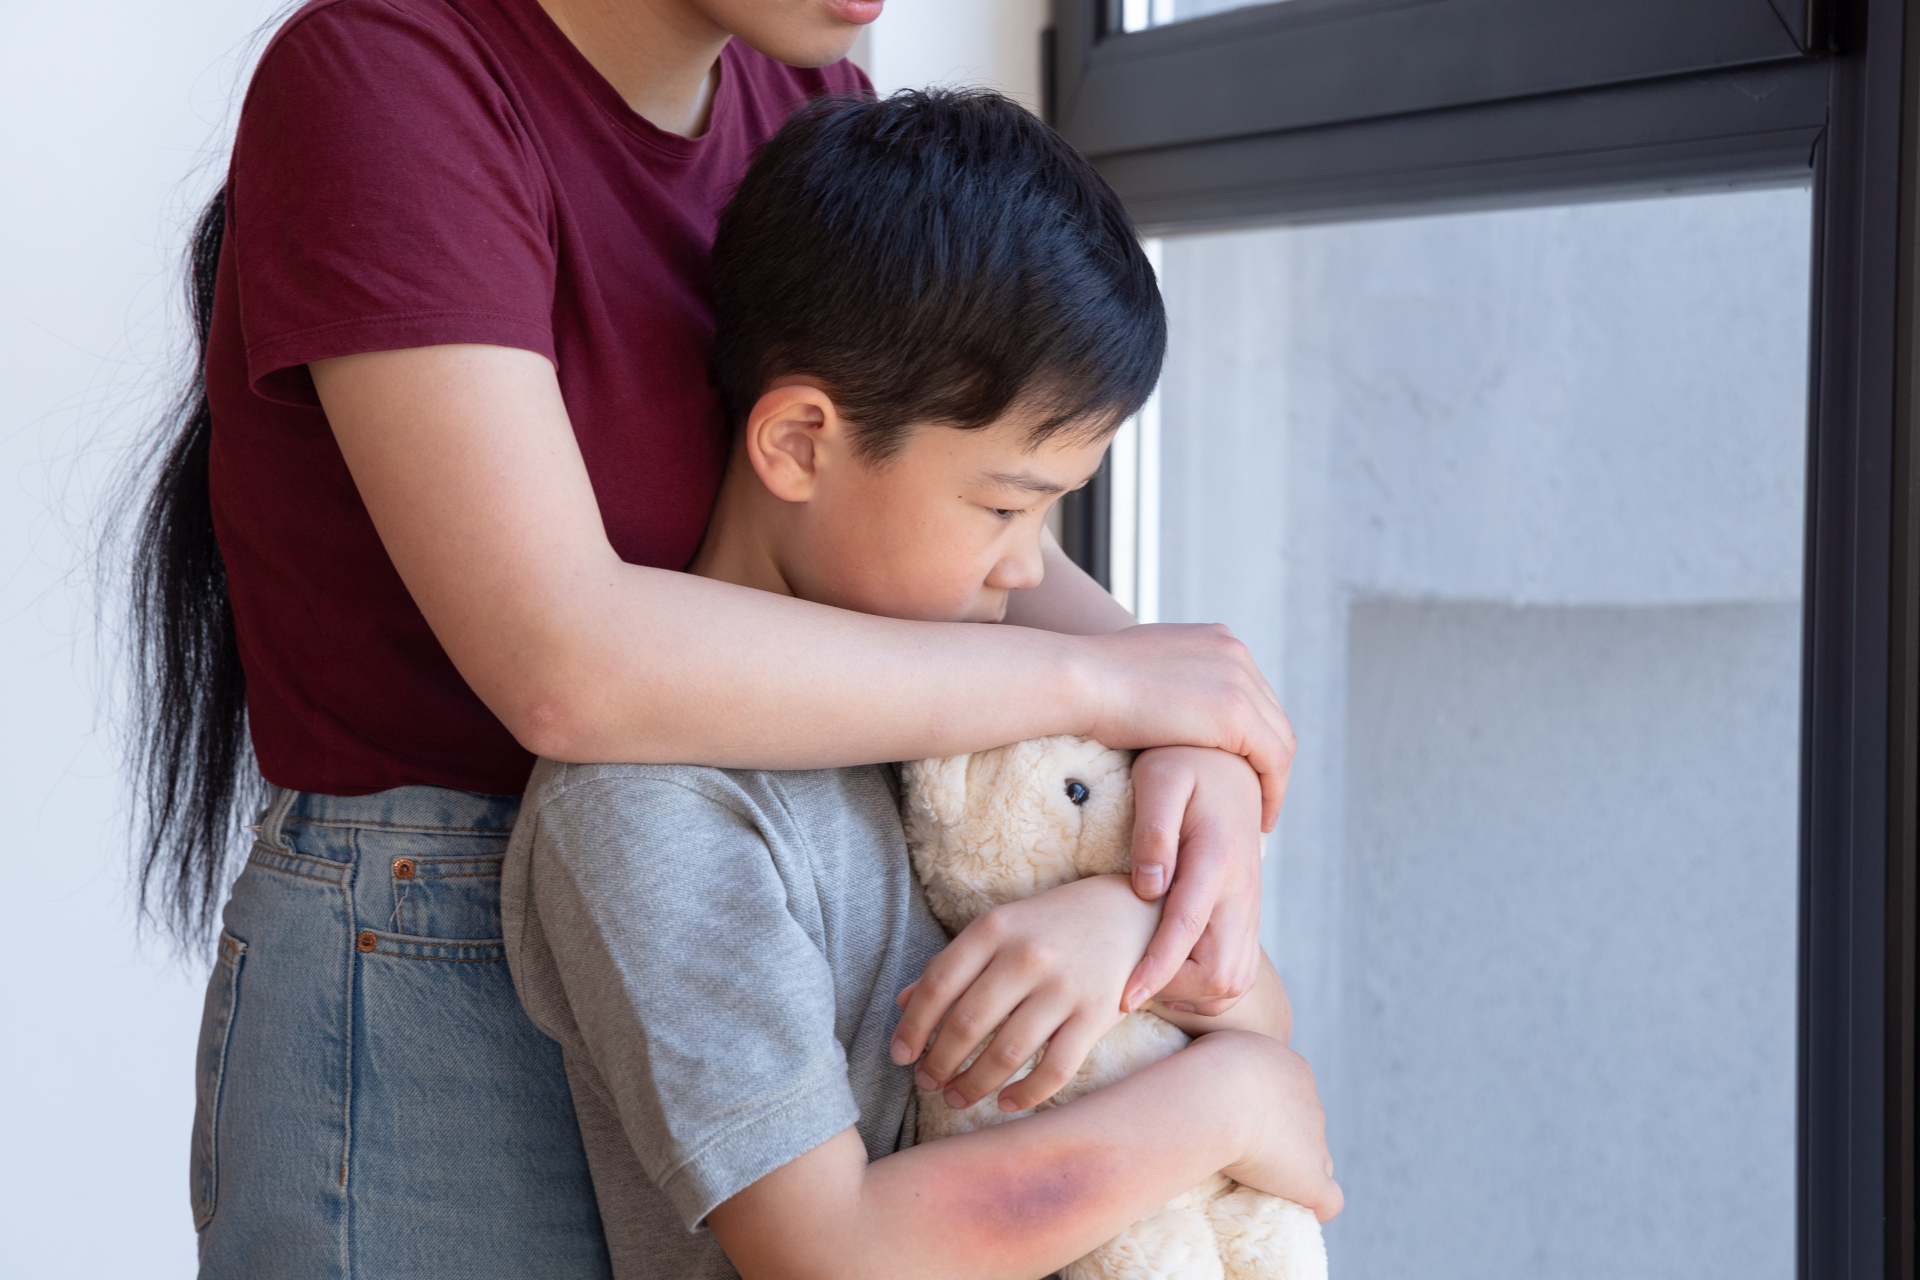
[{"x1": 1088, "y1": 623, "x2": 1297, "y2": 832}]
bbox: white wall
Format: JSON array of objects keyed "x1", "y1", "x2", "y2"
[
  {"x1": 0, "y1": 3, "x2": 1040, "y2": 1276},
  {"x1": 857, "y1": 0, "x2": 1049, "y2": 108},
  {"x1": 0, "y1": 3, "x2": 292, "y2": 1276}
]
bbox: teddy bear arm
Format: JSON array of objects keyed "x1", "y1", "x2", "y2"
[{"x1": 1207, "y1": 1185, "x2": 1327, "y2": 1280}]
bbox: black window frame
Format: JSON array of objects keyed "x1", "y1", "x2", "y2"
[{"x1": 1047, "y1": 3, "x2": 1918, "y2": 1277}]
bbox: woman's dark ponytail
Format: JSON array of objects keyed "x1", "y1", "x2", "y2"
[{"x1": 126, "y1": 187, "x2": 262, "y2": 943}]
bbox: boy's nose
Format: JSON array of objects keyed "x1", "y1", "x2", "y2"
[{"x1": 987, "y1": 539, "x2": 1046, "y2": 592}]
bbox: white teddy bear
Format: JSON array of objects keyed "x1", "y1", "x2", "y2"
[{"x1": 901, "y1": 735, "x2": 1327, "y2": 1280}]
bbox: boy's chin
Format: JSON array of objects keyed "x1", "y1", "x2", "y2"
[{"x1": 870, "y1": 600, "x2": 1006, "y2": 625}]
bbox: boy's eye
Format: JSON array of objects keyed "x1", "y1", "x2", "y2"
[{"x1": 990, "y1": 507, "x2": 1020, "y2": 521}]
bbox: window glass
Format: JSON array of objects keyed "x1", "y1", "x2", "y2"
[
  {"x1": 1121, "y1": 0, "x2": 1291, "y2": 31},
  {"x1": 1134, "y1": 188, "x2": 1810, "y2": 1277}
]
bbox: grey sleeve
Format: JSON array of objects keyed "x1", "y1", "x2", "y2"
[{"x1": 525, "y1": 773, "x2": 859, "y2": 1229}]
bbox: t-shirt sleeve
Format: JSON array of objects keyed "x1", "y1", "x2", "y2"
[
  {"x1": 525, "y1": 773, "x2": 859, "y2": 1229},
  {"x1": 229, "y1": 1, "x2": 557, "y2": 406}
]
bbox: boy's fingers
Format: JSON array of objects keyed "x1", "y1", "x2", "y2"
[
  {"x1": 916, "y1": 960, "x2": 1027, "y2": 1086},
  {"x1": 1152, "y1": 881, "x2": 1259, "y2": 1010},
  {"x1": 1124, "y1": 854, "x2": 1224, "y2": 1010},
  {"x1": 1253, "y1": 754, "x2": 1286, "y2": 832},
  {"x1": 890, "y1": 943, "x2": 989, "y2": 1066},
  {"x1": 894, "y1": 980, "x2": 917, "y2": 1011},
  {"x1": 1244, "y1": 701, "x2": 1296, "y2": 831},
  {"x1": 993, "y1": 1016, "x2": 1103, "y2": 1112},
  {"x1": 1128, "y1": 760, "x2": 1194, "y2": 902},
  {"x1": 940, "y1": 997, "x2": 1063, "y2": 1108}
]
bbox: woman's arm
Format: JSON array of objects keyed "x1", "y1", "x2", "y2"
[
  {"x1": 706, "y1": 1031, "x2": 1340, "y2": 1280},
  {"x1": 310, "y1": 344, "x2": 1291, "y2": 790}
]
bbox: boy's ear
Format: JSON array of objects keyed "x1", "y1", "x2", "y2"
[{"x1": 743, "y1": 382, "x2": 842, "y2": 503}]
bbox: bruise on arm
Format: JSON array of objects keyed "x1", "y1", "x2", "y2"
[{"x1": 711, "y1": 1040, "x2": 1252, "y2": 1280}]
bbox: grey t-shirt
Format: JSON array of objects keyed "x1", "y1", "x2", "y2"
[{"x1": 503, "y1": 759, "x2": 949, "y2": 1280}]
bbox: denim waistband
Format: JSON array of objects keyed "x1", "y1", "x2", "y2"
[{"x1": 259, "y1": 783, "x2": 523, "y2": 848}]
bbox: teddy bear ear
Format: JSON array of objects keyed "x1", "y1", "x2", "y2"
[{"x1": 907, "y1": 753, "x2": 972, "y2": 829}]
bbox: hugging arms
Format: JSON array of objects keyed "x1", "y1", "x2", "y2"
[{"x1": 499, "y1": 91, "x2": 1338, "y2": 1280}]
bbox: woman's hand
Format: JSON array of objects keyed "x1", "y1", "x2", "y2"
[
  {"x1": 1081, "y1": 623, "x2": 1296, "y2": 829},
  {"x1": 890, "y1": 874, "x2": 1159, "y2": 1113},
  {"x1": 1121, "y1": 745, "x2": 1267, "y2": 1015}
]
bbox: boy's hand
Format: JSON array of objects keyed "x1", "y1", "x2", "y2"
[
  {"x1": 1149, "y1": 950, "x2": 1292, "y2": 1045},
  {"x1": 1123, "y1": 745, "x2": 1266, "y2": 1015},
  {"x1": 891, "y1": 874, "x2": 1159, "y2": 1112},
  {"x1": 1209, "y1": 1032, "x2": 1343, "y2": 1223}
]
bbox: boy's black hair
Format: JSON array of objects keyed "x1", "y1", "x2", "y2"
[{"x1": 709, "y1": 87, "x2": 1166, "y2": 460}]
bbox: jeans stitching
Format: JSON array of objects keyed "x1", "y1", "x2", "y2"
[
  {"x1": 338, "y1": 827, "x2": 357, "y2": 1257},
  {"x1": 359, "y1": 952, "x2": 506, "y2": 964},
  {"x1": 352, "y1": 928, "x2": 508, "y2": 961},
  {"x1": 246, "y1": 852, "x2": 349, "y2": 886},
  {"x1": 287, "y1": 816, "x2": 513, "y2": 835},
  {"x1": 193, "y1": 934, "x2": 247, "y2": 1230}
]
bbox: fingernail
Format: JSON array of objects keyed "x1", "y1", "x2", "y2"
[
  {"x1": 1165, "y1": 1002, "x2": 1196, "y2": 1014},
  {"x1": 1137, "y1": 865, "x2": 1166, "y2": 896},
  {"x1": 944, "y1": 1088, "x2": 967, "y2": 1109},
  {"x1": 1125, "y1": 985, "x2": 1150, "y2": 1012},
  {"x1": 998, "y1": 1096, "x2": 1021, "y2": 1112},
  {"x1": 891, "y1": 1038, "x2": 912, "y2": 1065},
  {"x1": 915, "y1": 1067, "x2": 940, "y2": 1091}
]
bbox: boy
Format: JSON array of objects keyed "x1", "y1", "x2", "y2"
[{"x1": 502, "y1": 89, "x2": 1339, "y2": 1280}]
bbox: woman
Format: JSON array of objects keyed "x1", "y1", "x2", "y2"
[{"x1": 133, "y1": 1, "x2": 1295, "y2": 1276}]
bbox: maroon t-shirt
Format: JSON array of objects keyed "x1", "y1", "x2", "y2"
[{"x1": 206, "y1": 0, "x2": 866, "y2": 796}]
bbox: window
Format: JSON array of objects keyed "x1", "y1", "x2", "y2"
[
  {"x1": 1050, "y1": 4, "x2": 1917, "y2": 1277},
  {"x1": 1119, "y1": 0, "x2": 1284, "y2": 32}
]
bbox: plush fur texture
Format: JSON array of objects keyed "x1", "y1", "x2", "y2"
[{"x1": 901, "y1": 736, "x2": 1328, "y2": 1280}]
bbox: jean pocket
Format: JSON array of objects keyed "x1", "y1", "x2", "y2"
[
  {"x1": 383, "y1": 847, "x2": 506, "y2": 941},
  {"x1": 191, "y1": 930, "x2": 247, "y2": 1229}
]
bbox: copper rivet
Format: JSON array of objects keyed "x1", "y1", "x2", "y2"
[
  {"x1": 356, "y1": 931, "x2": 377, "y2": 953},
  {"x1": 392, "y1": 858, "x2": 415, "y2": 880}
]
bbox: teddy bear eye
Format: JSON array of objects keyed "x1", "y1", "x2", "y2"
[{"x1": 1065, "y1": 780, "x2": 1089, "y2": 806}]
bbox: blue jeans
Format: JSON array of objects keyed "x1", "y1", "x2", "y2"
[{"x1": 192, "y1": 784, "x2": 612, "y2": 1279}]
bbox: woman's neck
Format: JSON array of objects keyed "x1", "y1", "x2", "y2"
[{"x1": 535, "y1": 0, "x2": 729, "y2": 136}]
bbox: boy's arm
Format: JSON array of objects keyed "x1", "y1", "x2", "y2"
[
  {"x1": 708, "y1": 1030, "x2": 1340, "y2": 1280},
  {"x1": 894, "y1": 877, "x2": 1293, "y2": 1112},
  {"x1": 1150, "y1": 951, "x2": 1292, "y2": 1044}
]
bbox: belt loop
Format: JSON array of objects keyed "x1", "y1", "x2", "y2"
[{"x1": 255, "y1": 786, "x2": 298, "y2": 850}]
